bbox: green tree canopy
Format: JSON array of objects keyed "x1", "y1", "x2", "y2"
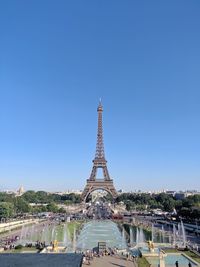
[
  {"x1": 13, "y1": 197, "x2": 31, "y2": 213},
  {"x1": 0, "y1": 202, "x2": 14, "y2": 219},
  {"x1": 46, "y1": 202, "x2": 58, "y2": 213}
]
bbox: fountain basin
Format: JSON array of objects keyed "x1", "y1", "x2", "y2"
[
  {"x1": 146, "y1": 253, "x2": 199, "y2": 267},
  {"x1": 76, "y1": 220, "x2": 127, "y2": 251},
  {"x1": 139, "y1": 247, "x2": 162, "y2": 257},
  {"x1": 41, "y1": 246, "x2": 67, "y2": 253}
]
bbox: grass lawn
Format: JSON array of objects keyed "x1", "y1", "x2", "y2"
[
  {"x1": 163, "y1": 248, "x2": 179, "y2": 253},
  {"x1": 67, "y1": 221, "x2": 82, "y2": 239},
  {"x1": 2, "y1": 247, "x2": 39, "y2": 253},
  {"x1": 137, "y1": 256, "x2": 151, "y2": 267},
  {"x1": 163, "y1": 248, "x2": 200, "y2": 264},
  {"x1": 184, "y1": 250, "x2": 200, "y2": 264}
]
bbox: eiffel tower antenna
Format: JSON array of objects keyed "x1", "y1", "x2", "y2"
[
  {"x1": 82, "y1": 101, "x2": 117, "y2": 201},
  {"x1": 95, "y1": 99, "x2": 105, "y2": 161}
]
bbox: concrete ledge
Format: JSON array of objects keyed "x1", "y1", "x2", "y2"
[{"x1": 0, "y1": 253, "x2": 83, "y2": 267}]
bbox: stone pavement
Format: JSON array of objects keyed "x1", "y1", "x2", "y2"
[{"x1": 83, "y1": 255, "x2": 138, "y2": 267}]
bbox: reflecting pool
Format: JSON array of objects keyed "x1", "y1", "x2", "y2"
[
  {"x1": 146, "y1": 253, "x2": 198, "y2": 267},
  {"x1": 76, "y1": 220, "x2": 127, "y2": 250}
]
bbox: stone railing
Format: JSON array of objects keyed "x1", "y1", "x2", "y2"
[{"x1": 0, "y1": 219, "x2": 38, "y2": 233}]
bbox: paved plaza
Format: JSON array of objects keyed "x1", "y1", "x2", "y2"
[{"x1": 83, "y1": 255, "x2": 137, "y2": 267}]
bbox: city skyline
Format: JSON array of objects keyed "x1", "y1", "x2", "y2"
[
  {"x1": 1, "y1": 1, "x2": 200, "y2": 191},
  {"x1": 1, "y1": 97, "x2": 200, "y2": 192}
]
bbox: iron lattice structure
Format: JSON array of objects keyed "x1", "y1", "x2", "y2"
[{"x1": 82, "y1": 101, "x2": 118, "y2": 201}]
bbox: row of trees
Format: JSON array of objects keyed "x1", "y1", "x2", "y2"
[
  {"x1": 116, "y1": 193, "x2": 200, "y2": 220},
  {"x1": 1, "y1": 190, "x2": 200, "y2": 220},
  {"x1": 0, "y1": 191, "x2": 81, "y2": 219},
  {"x1": 22, "y1": 190, "x2": 81, "y2": 204}
]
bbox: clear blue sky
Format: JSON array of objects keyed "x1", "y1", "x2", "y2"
[{"x1": 0, "y1": 1, "x2": 200, "y2": 192}]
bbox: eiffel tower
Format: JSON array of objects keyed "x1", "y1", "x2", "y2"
[{"x1": 81, "y1": 101, "x2": 118, "y2": 201}]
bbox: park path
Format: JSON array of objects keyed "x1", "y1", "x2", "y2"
[{"x1": 83, "y1": 255, "x2": 138, "y2": 267}]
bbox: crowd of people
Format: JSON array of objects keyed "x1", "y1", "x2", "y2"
[
  {"x1": 0, "y1": 235, "x2": 46, "y2": 252},
  {"x1": 0, "y1": 236, "x2": 19, "y2": 251},
  {"x1": 81, "y1": 247, "x2": 137, "y2": 265}
]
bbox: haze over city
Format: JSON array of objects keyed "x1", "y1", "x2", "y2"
[{"x1": 1, "y1": 1, "x2": 200, "y2": 191}]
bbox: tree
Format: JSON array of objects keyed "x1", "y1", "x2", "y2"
[
  {"x1": 191, "y1": 208, "x2": 200, "y2": 219},
  {"x1": 35, "y1": 191, "x2": 50, "y2": 203},
  {"x1": 22, "y1": 191, "x2": 37, "y2": 203},
  {"x1": 0, "y1": 202, "x2": 14, "y2": 219},
  {"x1": 155, "y1": 193, "x2": 175, "y2": 212},
  {"x1": 32, "y1": 205, "x2": 47, "y2": 213},
  {"x1": 46, "y1": 203, "x2": 58, "y2": 213},
  {"x1": 149, "y1": 199, "x2": 162, "y2": 209},
  {"x1": 125, "y1": 200, "x2": 132, "y2": 211},
  {"x1": 13, "y1": 197, "x2": 31, "y2": 213},
  {"x1": 61, "y1": 193, "x2": 81, "y2": 203},
  {"x1": 58, "y1": 207, "x2": 66, "y2": 213},
  {"x1": 189, "y1": 195, "x2": 200, "y2": 207},
  {"x1": 0, "y1": 192, "x2": 15, "y2": 202},
  {"x1": 163, "y1": 198, "x2": 175, "y2": 212},
  {"x1": 175, "y1": 200, "x2": 183, "y2": 210}
]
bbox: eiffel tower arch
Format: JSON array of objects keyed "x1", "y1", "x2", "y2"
[{"x1": 82, "y1": 101, "x2": 118, "y2": 202}]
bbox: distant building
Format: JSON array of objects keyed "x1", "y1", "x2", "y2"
[
  {"x1": 118, "y1": 189, "x2": 124, "y2": 194},
  {"x1": 174, "y1": 192, "x2": 191, "y2": 200},
  {"x1": 54, "y1": 190, "x2": 82, "y2": 195},
  {"x1": 166, "y1": 190, "x2": 176, "y2": 197},
  {"x1": 0, "y1": 185, "x2": 25, "y2": 196},
  {"x1": 16, "y1": 185, "x2": 25, "y2": 196}
]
